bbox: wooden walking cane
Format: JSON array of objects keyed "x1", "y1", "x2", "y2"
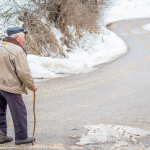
[{"x1": 32, "y1": 91, "x2": 36, "y2": 146}]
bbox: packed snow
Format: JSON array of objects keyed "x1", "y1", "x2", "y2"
[
  {"x1": 76, "y1": 124, "x2": 150, "y2": 150},
  {"x1": 142, "y1": 23, "x2": 150, "y2": 32}
]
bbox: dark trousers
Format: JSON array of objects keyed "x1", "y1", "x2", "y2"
[{"x1": 0, "y1": 90, "x2": 28, "y2": 141}]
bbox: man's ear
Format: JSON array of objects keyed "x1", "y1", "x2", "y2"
[{"x1": 14, "y1": 34, "x2": 18, "y2": 40}]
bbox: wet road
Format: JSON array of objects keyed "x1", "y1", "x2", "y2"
[{"x1": 3, "y1": 18, "x2": 150, "y2": 149}]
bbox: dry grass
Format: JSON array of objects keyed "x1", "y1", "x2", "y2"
[
  {"x1": 44, "y1": 0, "x2": 103, "y2": 48},
  {"x1": 20, "y1": 10, "x2": 65, "y2": 57}
]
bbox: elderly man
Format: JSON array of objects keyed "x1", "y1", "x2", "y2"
[{"x1": 0, "y1": 27, "x2": 37, "y2": 145}]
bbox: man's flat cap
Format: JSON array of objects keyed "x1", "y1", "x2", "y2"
[{"x1": 7, "y1": 27, "x2": 27, "y2": 36}]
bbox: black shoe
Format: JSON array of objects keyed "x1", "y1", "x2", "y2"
[
  {"x1": 15, "y1": 137, "x2": 35, "y2": 145},
  {"x1": 0, "y1": 129, "x2": 13, "y2": 144}
]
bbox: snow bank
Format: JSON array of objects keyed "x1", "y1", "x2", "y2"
[
  {"x1": 76, "y1": 124, "x2": 150, "y2": 149},
  {"x1": 142, "y1": 23, "x2": 150, "y2": 32},
  {"x1": 28, "y1": 26, "x2": 127, "y2": 78},
  {"x1": 28, "y1": 55, "x2": 94, "y2": 78}
]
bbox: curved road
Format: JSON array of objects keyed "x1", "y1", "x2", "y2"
[{"x1": 4, "y1": 18, "x2": 150, "y2": 149}]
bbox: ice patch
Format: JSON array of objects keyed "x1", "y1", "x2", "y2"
[{"x1": 76, "y1": 124, "x2": 150, "y2": 149}]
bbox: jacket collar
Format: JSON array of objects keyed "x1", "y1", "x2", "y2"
[{"x1": 2, "y1": 37, "x2": 27, "y2": 55}]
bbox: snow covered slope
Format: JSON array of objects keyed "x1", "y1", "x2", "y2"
[
  {"x1": 104, "y1": 0, "x2": 150, "y2": 24},
  {"x1": 28, "y1": 0, "x2": 150, "y2": 79},
  {"x1": 28, "y1": 27, "x2": 127, "y2": 78}
]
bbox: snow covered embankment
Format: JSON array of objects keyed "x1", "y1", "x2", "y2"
[{"x1": 28, "y1": 26, "x2": 127, "y2": 79}]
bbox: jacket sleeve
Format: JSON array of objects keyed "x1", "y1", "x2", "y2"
[{"x1": 14, "y1": 50, "x2": 35, "y2": 91}]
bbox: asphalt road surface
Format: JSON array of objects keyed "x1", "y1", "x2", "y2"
[{"x1": 2, "y1": 18, "x2": 150, "y2": 149}]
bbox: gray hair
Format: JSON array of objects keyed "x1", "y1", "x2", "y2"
[{"x1": 10, "y1": 32, "x2": 23, "y2": 38}]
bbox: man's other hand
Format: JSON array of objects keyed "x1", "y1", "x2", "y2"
[{"x1": 32, "y1": 85, "x2": 37, "y2": 92}]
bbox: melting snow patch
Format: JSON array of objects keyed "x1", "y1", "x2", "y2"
[
  {"x1": 142, "y1": 23, "x2": 150, "y2": 32},
  {"x1": 76, "y1": 124, "x2": 150, "y2": 150}
]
